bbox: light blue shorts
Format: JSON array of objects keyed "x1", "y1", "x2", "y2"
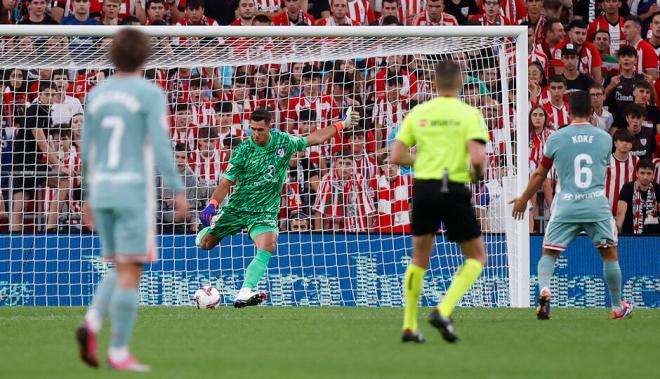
[
  {"x1": 93, "y1": 206, "x2": 157, "y2": 263},
  {"x1": 543, "y1": 217, "x2": 618, "y2": 252}
]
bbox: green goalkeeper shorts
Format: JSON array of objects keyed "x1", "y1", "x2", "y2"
[{"x1": 207, "y1": 207, "x2": 279, "y2": 241}]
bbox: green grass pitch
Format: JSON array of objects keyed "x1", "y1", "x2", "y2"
[{"x1": 1, "y1": 307, "x2": 658, "y2": 379}]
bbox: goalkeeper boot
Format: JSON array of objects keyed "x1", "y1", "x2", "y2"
[
  {"x1": 107, "y1": 354, "x2": 151, "y2": 372},
  {"x1": 75, "y1": 321, "x2": 99, "y2": 368},
  {"x1": 611, "y1": 301, "x2": 633, "y2": 320},
  {"x1": 401, "y1": 329, "x2": 425, "y2": 343},
  {"x1": 536, "y1": 287, "x2": 551, "y2": 320},
  {"x1": 428, "y1": 309, "x2": 458, "y2": 343},
  {"x1": 233, "y1": 288, "x2": 267, "y2": 308}
]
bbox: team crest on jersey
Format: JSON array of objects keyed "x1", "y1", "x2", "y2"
[
  {"x1": 277, "y1": 148, "x2": 285, "y2": 157},
  {"x1": 640, "y1": 138, "x2": 647, "y2": 146},
  {"x1": 419, "y1": 119, "x2": 429, "y2": 128}
]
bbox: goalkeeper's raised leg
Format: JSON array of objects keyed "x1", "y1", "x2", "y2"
[{"x1": 391, "y1": 61, "x2": 489, "y2": 343}]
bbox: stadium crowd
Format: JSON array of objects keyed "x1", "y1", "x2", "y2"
[{"x1": 0, "y1": 0, "x2": 659, "y2": 235}]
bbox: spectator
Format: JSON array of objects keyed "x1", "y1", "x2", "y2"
[
  {"x1": 145, "y1": 0, "x2": 167, "y2": 24},
  {"x1": 613, "y1": 80, "x2": 660, "y2": 131},
  {"x1": 294, "y1": 108, "x2": 327, "y2": 171},
  {"x1": 347, "y1": 125, "x2": 377, "y2": 181},
  {"x1": 445, "y1": 0, "x2": 479, "y2": 25},
  {"x1": 289, "y1": 69, "x2": 339, "y2": 129},
  {"x1": 559, "y1": 44, "x2": 595, "y2": 94},
  {"x1": 528, "y1": 104, "x2": 554, "y2": 230},
  {"x1": 46, "y1": 124, "x2": 80, "y2": 231},
  {"x1": 648, "y1": 12, "x2": 660, "y2": 53},
  {"x1": 18, "y1": 0, "x2": 58, "y2": 24},
  {"x1": 2, "y1": 68, "x2": 29, "y2": 128},
  {"x1": 119, "y1": 15, "x2": 141, "y2": 24},
  {"x1": 589, "y1": 83, "x2": 614, "y2": 132},
  {"x1": 587, "y1": 0, "x2": 625, "y2": 54},
  {"x1": 343, "y1": 0, "x2": 375, "y2": 25},
  {"x1": 227, "y1": 74, "x2": 258, "y2": 130},
  {"x1": 630, "y1": 1, "x2": 659, "y2": 42},
  {"x1": 156, "y1": 144, "x2": 201, "y2": 234},
  {"x1": 50, "y1": 0, "x2": 102, "y2": 23},
  {"x1": 476, "y1": 157, "x2": 506, "y2": 233},
  {"x1": 374, "y1": 55, "x2": 418, "y2": 100},
  {"x1": 528, "y1": 61, "x2": 550, "y2": 106},
  {"x1": 287, "y1": 149, "x2": 320, "y2": 214},
  {"x1": 329, "y1": 71, "x2": 360, "y2": 114},
  {"x1": 177, "y1": 0, "x2": 218, "y2": 25},
  {"x1": 542, "y1": 75, "x2": 570, "y2": 129},
  {"x1": 468, "y1": 0, "x2": 512, "y2": 26},
  {"x1": 189, "y1": 125, "x2": 226, "y2": 189},
  {"x1": 170, "y1": 103, "x2": 196, "y2": 151},
  {"x1": 621, "y1": 103, "x2": 657, "y2": 158},
  {"x1": 373, "y1": 74, "x2": 408, "y2": 143},
  {"x1": 0, "y1": 0, "x2": 16, "y2": 24},
  {"x1": 409, "y1": 0, "x2": 459, "y2": 25},
  {"x1": 527, "y1": 22, "x2": 550, "y2": 78},
  {"x1": 396, "y1": 0, "x2": 424, "y2": 25},
  {"x1": 554, "y1": 20, "x2": 603, "y2": 82},
  {"x1": 273, "y1": 0, "x2": 315, "y2": 25},
  {"x1": 254, "y1": 0, "x2": 283, "y2": 18},
  {"x1": 317, "y1": 0, "x2": 360, "y2": 25},
  {"x1": 49, "y1": 69, "x2": 84, "y2": 126},
  {"x1": 251, "y1": 13, "x2": 272, "y2": 25},
  {"x1": 101, "y1": 0, "x2": 122, "y2": 25},
  {"x1": 214, "y1": 101, "x2": 246, "y2": 144},
  {"x1": 475, "y1": 59, "x2": 500, "y2": 95},
  {"x1": 60, "y1": 0, "x2": 103, "y2": 25},
  {"x1": 231, "y1": 0, "x2": 256, "y2": 25},
  {"x1": 604, "y1": 45, "x2": 646, "y2": 118},
  {"x1": 370, "y1": 153, "x2": 412, "y2": 233},
  {"x1": 313, "y1": 149, "x2": 375, "y2": 232},
  {"x1": 287, "y1": 211, "x2": 310, "y2": 232},
  {"x1": 187, "y1": 75, "x2": 215, "y2": 127},
  {"x1": 541, "y1": 17, "x2": 566, "y2": 73},
  {"x1": 524, "y1": 0, "x2": 545, "y2": 44},
  {"x1": 622, "y1": 16, "x2": 658, "y2": 80},
  {"x1": 606, "y1": 129, "x2": 638, "y2": 216},
  {"x1": 594, "y1": 30, "x2": 620, "y2": 80},
  {"x1": 306, "y1": 0, "x2": 330, "y2": 21},
  {"x1": 616, "y1": 158, "x2": 660, "y2": 234},
  {"x1": 11, "y1": 82, "x2": 64, "y2": 232},
  {"x1": 370, "y1": 0, "x2": 399, "y2": 25},
  {"x1": 260, "y1": 73, "x2": 292, "y2": 131}
]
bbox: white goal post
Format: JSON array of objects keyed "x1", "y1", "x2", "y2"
[{"x1": 0, "y1": 25, "x2": 529, "y2": 307}]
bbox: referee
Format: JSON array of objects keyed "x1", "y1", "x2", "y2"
[{"x1": 391, "y1": 60, "x2": 489, "y2": 344}]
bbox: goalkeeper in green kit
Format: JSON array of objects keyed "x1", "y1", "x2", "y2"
[{"x1": 196, "y1": 107, "x2": 359, "y2": 307}]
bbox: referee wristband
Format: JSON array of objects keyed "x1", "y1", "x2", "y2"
[{"x1": 208, "y1": 198, "x2": 219, "y2": 208}]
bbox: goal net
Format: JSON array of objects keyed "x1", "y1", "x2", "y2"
[{"x1": 0, "y1": 26, "x2": 529, "y2": 307}]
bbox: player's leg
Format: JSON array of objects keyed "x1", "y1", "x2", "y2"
[
  {"x1": 197, "y1": 209, "x2": 244, "y2": 250},
  {"x1": 428, "y1": 186, "x2": 484, "y2": 343},
  {"x1": 234, "y1": 221, "x2": 278, "y2": 308},
  {"x1": 586, "y1": 219, "x2": 632, "y2": 319},
  {"x1": 401, "y1": 180, "x2": 442, "y2": 343},
  {"x1": 536, "y1": 222, "x2": 580, "y2": 320},
  {"x1": 77, "y1": 208, "x2": 115, "y2": 368}
]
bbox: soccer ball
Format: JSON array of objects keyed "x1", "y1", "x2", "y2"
[{"x1": 193, "y1": 286, "x2": 221, "y2": 309}]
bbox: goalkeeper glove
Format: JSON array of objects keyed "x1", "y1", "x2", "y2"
[
  {"x1": 334, "y1": 106, "x2": 360, "y2": 132},
  {"x1": 199, "y1": 199, "x2": 218, "y2": 227}
]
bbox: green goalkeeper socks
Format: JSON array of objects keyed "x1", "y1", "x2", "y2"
[
  {"x1": 603, "y1": 260, "x2": 622, "y2": 306},
  {"x1": 109, "y1": 287, "x2": 138, "y2": 348},
  {"x1": 242, "y1": 250, "x2": 272, "y2": 289}
]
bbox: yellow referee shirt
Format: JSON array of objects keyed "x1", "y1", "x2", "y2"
[{"x1": 395, "y1": 96, "x2": 489, "y2": 183}]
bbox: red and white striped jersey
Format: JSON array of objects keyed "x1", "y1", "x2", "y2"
[
  {"x1": 372, "y1": 96, "x2": 407, "y2": 141},
  {"x1": 467, "y1": 13, "x2": 514, "y2": 26},
  {"x1": 529, "y1": 44, "x2": 549, "y2": 78},
  {"x1": 409, "y1": 10, "x2": 458, "y2": 26},
  {"x1": 272, "y1": 11, "x2": 315, "y2": 25},
  {"x1": 529, "y1": 127, "x2": 554, "y2": 170},
  {"x1": 255, "y1": 0, "x2": 281, "y2": 13},
  {"x1": 606, "y1": 153, "x2": 638, "y2": 215},
  {"x1": 313, "y1": 172, "x2": 375, "y2": 232},
  {"x1": 587, "y1": 16, "x2": 624, "y2": 54},
  {"x1": 317, "y1": 16, "x2": 360, "y2": 26},
  {"x1": 370, "y1": 173, "x2": 412, "y2": 233},
  {"x1": 286, "y1": 95, "x2": 339, "y2": 127},
  {"x1": 500, "y1": 0, "x2": 526, "y2": 23},
  {"x1": 217, "y1": 126, "x2": 246, "y2": 148},
  {"x1": 628, "y1": 39, "x2": 659, "y2": 75},
  {"x1": 279, "y1": 179, "x2": 302, "y2": 221},
  {"x1": 542, "y1": 101, "x2": 570, "y2": 129},
  {"x1": 398, "y1": 0, "x2": 424, "y2": 25},
  {"x1": 189, "y1": 100, "x2": 216, "y2": 127},
  {"x1": 222, "y1": 92, "x2": 259, "y2": 130},
  {"x1": 188, "y1": 149, "x2": 228, "y2": 186},
  {"x1": 653, "y1": 158, "x2": 660, "y2": 184},
  {"x1": 170, "y1": 126, "x2": 197, "y2": 151},
  {"x1": 345, "y1": 0, "x2": 376, "y2": 25},
  {"x1": 374, "y1": 69, "x2": 418, "y2": 99},
  {"x1": 353, "y1": 152, "x2": 377, "y2": 181}
]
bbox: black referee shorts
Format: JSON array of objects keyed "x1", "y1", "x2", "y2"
[{"x1": 412, "y1": 179, "x2": 481, "y2": 242}]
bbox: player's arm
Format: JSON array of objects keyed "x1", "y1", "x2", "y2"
[
  {"x1": 306, "y1": 107, "x2": 360, "y2": 147},
  {"x1": 466, "y1": 109, "x2": 489, "y2": 182},
  {"x1": 510, "y1": 159, "x2": 551, "y2": 220}
]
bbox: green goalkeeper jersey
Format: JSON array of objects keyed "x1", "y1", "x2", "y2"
[{"x1": 223, "y1": 131, "x2": 307, "y2": 215}]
